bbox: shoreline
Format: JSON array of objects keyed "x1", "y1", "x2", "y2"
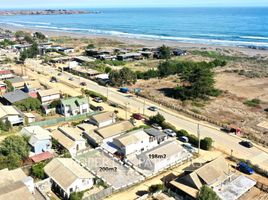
[{"x1": 2, "y1": 23, "x2": 268, "y2": 57}]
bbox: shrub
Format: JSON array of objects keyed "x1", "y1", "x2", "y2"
[
  {"x1": 31, "y1": 162, "x2": 46, "y2": 179},
  {"x1": 243, "y1": 98, "x2": 261, "y2": 107},
  {"x1": 82, "y1": 89, "x2": 107, "y2": 102},
  {"x1": 197, "y1": 185, "x2": 221, "y2": 200},
  {"x1": 161, "y1": 121, "x2": 177, "y2": 131},
  {"x1": 148, "y1": 184, "x2": 164, "y2": 194},
  {"x1": 14, "y1": 98, "x2": 41, "y2": 111},
  {"x1": 70, "y1": 191, "x2": 84, "y2": 200},
  {"x1": 200, "y1": 137, "x2": 213, "y2": 150}
]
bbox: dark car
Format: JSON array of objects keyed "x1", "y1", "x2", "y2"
[
  {"x1": 95, "y1": 106, "x2": 104, "y2": 111},
  {"x1": 238, "y1": 162, "x2": 254, "y2": 175},
  {"x1": 93, "y1": 97, "x2": 103, "y2": 103},
  {"x1": 239, "y1": 140, "x2": 253, "y2": 148},
  {"x1": 80, "y1": 82, "x2": 87, "y2": 86},
  {"x1": 50, "y1": 76, "x2": 58, "y2": 83},
  {"x1": 69, "y1": 77, "x2": 74, "y2": 81},
  {"x1": 133, "y1": 113, "x2": 143, "y2": 120},
  {"x1": 148, "y1": 106, "x2": 158, "y2": 112}
]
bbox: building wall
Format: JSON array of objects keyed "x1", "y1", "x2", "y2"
[
  {"x1": 40, "y1": 94, "x2": 60, "y2": 104},
  {"x1": 6, "y1": 115, "x2": 24, "y2": 125},
  {"x1": 33, "y1": 139, "x2": 52, "y2": 154},
  {"x1": 66, "y1": 178, "x2": 94, "y2": 197}
]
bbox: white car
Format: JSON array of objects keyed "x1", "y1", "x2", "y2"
[
  {"x1": 182, "y1": 143, "x2": 198, "y2": 154},
  {"x1": 163, "y1": 129, "x2": 176, "y2": 137},
  {"x1": 152, "y1": 123, "x2": 162, "y2": 130}
]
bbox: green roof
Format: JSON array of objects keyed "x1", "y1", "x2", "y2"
[{"x1": 61, "y1": 97, "x2": 88, "y2": 110}]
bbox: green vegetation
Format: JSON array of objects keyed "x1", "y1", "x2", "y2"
[
  {"x1": 149, "y1": 113, "x2": 165, "y2": 125},
  {"x1": 81, "y1": 89, "x2": 107, "y2": 102},
  {"x1": 148, "y1": 184, "x2": 164, "y2": 194},
  {"x1": 109, "y1": 67, "x2": 137, "y2": 86},
  {"x1": 69, "y1": 191, "x2": 84, "y2": 200},
  {"x1": 31, "y1": 162, "x2": 46, "y2": 179},
  {"x1": 0, "y1": 39, "x2": 15, "y2": 47},
  {"x1": 34, "y1": 32, "x2": 46, "y2": 41},
  {"x1": 3, "y1": 80, "x2": 14, "y2": 92},
  {"x1": 86, "y1": 43, "x2": 95, "y2": 49},
  {"x1": 197, "y1": 185, "x2": 221, "y2": 200},
  {"x1": 14, "y1": 98, "x2": 41, "y2": 112},
  {"x1": 0, "y1": 135, "x2": 29, "y2": 169},
  {"x1": 158, "y1": 45, "x2": 172, "y2": 59},
  {"x1": 243, "y1": 98, "x2": 261, "y2": 107},
  {"x1": 136, "y1": 69, "x2": 159, "y2": 80},
  {"x1": 0, "y1": 119, "x2": 12, "y2": 132},
  {"x1": 200, "y1": 137, "x2": 213, "y2": 150},
  {"x1": 20, "y1": 42, "x2": 39, "y2": 62}
]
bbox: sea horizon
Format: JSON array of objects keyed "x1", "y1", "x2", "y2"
[{"x1": 1, "y1": 7, "x2": 268, "y2": 49}]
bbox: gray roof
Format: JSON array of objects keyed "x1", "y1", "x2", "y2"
[
  {"x1": 3, "y1": 90, "x2": 29, "y2": 104},
  {"x1": 7, "y1": 76, "x2": 25, "y2": 83},
  {"x1": 144, "y1": 128, "x2": 166, "y2": 138}
]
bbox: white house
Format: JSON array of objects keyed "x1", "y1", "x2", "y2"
[
  {"x1": 0, "y1": 106, "x2": 24, "y2": 125},
  {"x1": 20, "y1": 126, "x2": 52, "y2": 155},
  {"x1": 44, "y1": 158, "x2": 94, "y2": 199},
  {"x1": 0, "y1": 69, "x2": 14, "y2": 80},
  {"x1": 89, "y1": 111, "x2": 116, "y2": 128},
  {"x1": 37, "y1": 89, "x2": 60, "y2": 105},
  {"x1": 52, "y1": 126, "x2": 86, "y2": 156},
  {"x1": 59, "y1": 97, "x2": 89, "y2": 117},
  {"x1": 113, "y1": 129, "x2": 158, "y2": 156},
  {"x1": 137, "y1": 140, "x2": 190, "y2": 172},
  {"x1": 23, "y1": 113, "x2": 36, "y2": 124}
]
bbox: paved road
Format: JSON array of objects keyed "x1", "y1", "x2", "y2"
[{"x1": 27, "y1": 60, "x2": 268, "y2": 170}]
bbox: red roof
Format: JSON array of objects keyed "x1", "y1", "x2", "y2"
[
  {"x1": 29, "y1": 91, "x2": 38, "y2": 98},
  {"x1": 30, "y1": 151, "x2": 54, "y2": 163},
  {"x1": 0, "y1": 70, "x2": 12, "y2": 75}
]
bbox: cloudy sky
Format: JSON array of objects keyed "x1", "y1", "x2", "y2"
[{"x1": 0, "y1": 0, "x2": 267, "y2": 8}]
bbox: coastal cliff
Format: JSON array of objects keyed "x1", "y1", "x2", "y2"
[{"x1": 0, "y1": 9, "x2": 98, "y2": 16}]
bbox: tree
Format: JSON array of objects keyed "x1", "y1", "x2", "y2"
[
  {"x1": 34, "y1": 32, "x2": 46, "y2": 40},
  {"x1": 20, "y1": 42, "x2": 39, "y2": 62},
  {"x1": 31, "y1": 162, "x2": 46, "y2": 179},
  {"x1": 197, "y1": 185, "x2": 221, "y2": 200},
  {"x1": 158, "y1": 45, "x2": 172, "y2": 59},
  {"x1": 4, "y1": 80, "x2": 14, "y2": 92},
  {"x1": 0, "y1": 135, "x2": 29, "y2": 160},
  {"x1": 109, "y1": 67, "x2": 137, "y2": 87},
  {"x1": 86, "y1": 44, "x2": 95, "y2": 49},
  {"x1": 14, "y1": 98, "x2": 41, "y2": 111},
  {"x1": 149, "y1": 113, "x2": 165, "y2": 125},
  {"x1": 4, "y1": 119, "x2": 12, "y2": 131}
]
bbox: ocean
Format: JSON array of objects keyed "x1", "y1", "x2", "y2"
[{"x1": 0, "y1": 7, "x2": 268, "y2": 48}]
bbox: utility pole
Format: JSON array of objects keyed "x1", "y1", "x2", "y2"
[{"x1": 197, "y1": 124, "x2": 200, "y2": 155}]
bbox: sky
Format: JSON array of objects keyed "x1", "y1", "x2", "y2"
[{"x1": 0, "y1": 0, "x2": 267, "y2": 9}]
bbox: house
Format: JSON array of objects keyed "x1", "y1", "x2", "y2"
[
  {"x1": 113, "y1": 129, "x2": 158, "y2": 156},
  {"x1": 0, "y1": 168, "x2": 35, "y2": 200},
  {"x1": 144, "y1": 128, "x2": 168, "y2": 144},
  {"x1": 37, "y1": 89, "x2": 60, "y2": 105},
  {"x1": 20, "y1": 126, "x2": 52, "y2": 154},
  {"x1": 58, "y1": 47, "x2": 75, "y2": 54},
  {"x1": 0, "y1": 81, "x2": 7, "y2": 95},
  {"x1": 1, "y1": 90, "x2": 29, "y2": 105},
  {"x1": 168, "y1": 156, "x2": 256, "y2": 200},
  {"x1": 44, "y1": 158, "x2": 94, "y2": 199},
  {"x1": 24, "y1": 113, "x2": 36, "y2": 123},
  {"x1": 137, "y1": 140, "x2": 190, "y2": 172},
  {"x1": 95, "y1": 121, "x2": 134, "y2": 142},
  {"x1": 0, "y1": 69, "x2": 14, "y2": 80},
  {"x1": 74, "y1": 56, "x2": 95, "y2": 63},
  {"x1": 59, "y1": 97, "x2": 90, "y2": 117},
  {"x1": 0, "y1": 106, "x2": 24, "y2": 125},
  {"x1": 89, "y1": 111, "x2": 116, "y2": 128},
  {"x1": 51, "y1": 126, "x2": 86, "y2": 156},
  {"x1": 30, "y1": 151, "x2": 54, "y2": 163},
  {"x1": 117, "y1": 53, "x2": 143, "y2": 61},
  {"x1": 6, "y1": 76, "x2": 25, "y2": 89},
  {"x1": 173, "y1": 49, "x2": 187, "y2": 56}
]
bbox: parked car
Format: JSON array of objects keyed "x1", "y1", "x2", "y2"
[
  {"x1": 182, "y1": 143, "x2": 198, "y2": 154},
  {"x1": 95, "y1": 106, "x2": 104, "y2": 111},
  {"x1": 119, "y1": 87, "x2": 129, "y2": 93},
  {"x1": 57, "y1": 73, "x2": 62, "y2": 76},
  {"x1": 69, "y1": 77, "x2": 74, "y2": 81},
  {"x1": 93, "y1": 97, "x2": 103, "y2": 103},
  {"x1": 50, "y1": 76, "x2": 58, "y2": 83},
  {"x1": 80, "y1": 82, "x2": 87, "y2": 86},
  {"x1": 237, "y1": 162, "x2": 254, "y2": 175},
  {"x1": 152, "y1": 123, "x2": 162, "y2": 131},
  {"x1": 163, "y1": 129, "x2": 176, "y2": 137},
  {"x1": 179, "y1": 136, "x2": 189, "y2": 143},
  {"x1": 239, "y1": 140, "x2": 253, "y2": 148},
  {"x1": 148, "y1": 106, "x2": 158, "y2": 112},
  {"x1": 133, "y1": 113, "x2": 143, "y2": 120}
]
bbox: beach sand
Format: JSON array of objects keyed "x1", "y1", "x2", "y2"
[{"x1": 2, "y1": 23, "x2": 268, "y2": 57}]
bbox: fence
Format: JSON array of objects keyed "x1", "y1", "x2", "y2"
[
  {"x1": 83, "y1": 187, "x2": 114, "y2": 200},
  {"x1": 30, "y1": 111, "x2": 99, "y2": 127},
  {"x1": 256, "y1": 181, "x2": 268, "y2": 193}
]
